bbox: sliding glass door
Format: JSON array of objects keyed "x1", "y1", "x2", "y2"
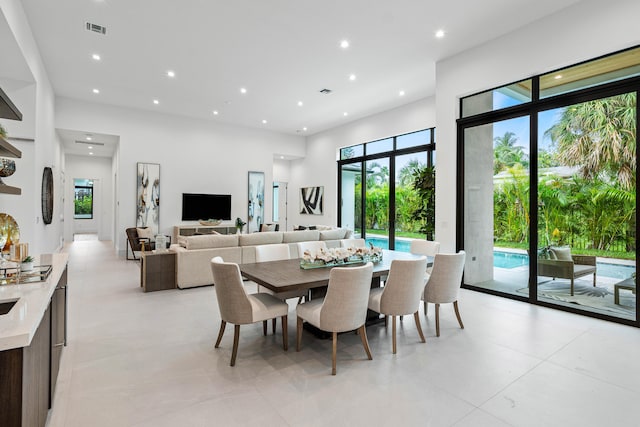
[{"x1": 339, "y1": 129, "x2": 435, "y2": 251}]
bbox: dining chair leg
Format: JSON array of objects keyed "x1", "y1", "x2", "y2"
[
  {"x1": 423, "y1": 301, "x2": 428, "y2": 315},
  {"x1": 296, "y1": 316, "x2": 303, "y2": 352},
  {"x1": 414, "y1": 311, "x2": 426, "y2": 343},
  {"x1": 263, "y1": 320, "x2": 267, "y2": 336},
  {"x1": 453, "y1": 301, "x2": 464, "y2": 330},
  {"x1": 281, "y1": 315, "x2": 288, "y2": 351},
  {"x1": 297, "y1": 296, "x2": 303, "y2": 304},
  {"x1": 272, "y1": 318, "x2": 276, "y2": 334},
  {"x1": 358, "y1": 325, "x2": 373, "y2": 360},
  {"x1": 435, "y1": 303, "x2": 440, "y2": 337},
  {"x1": 215, "y1": 320, "x2": 226, "y2": 348},
  {"x1": 392, "y1": 315, "x2": 397, "y2": 354},
  {"x1": 384, "y1": 315, "x2": 388, "y2": 328},
  {"x1": 332, "y1": 331, "x2": 338, "y2": 375},
  {"x1": 230, "y1": 324, "x2": 240, "y2": 366}
]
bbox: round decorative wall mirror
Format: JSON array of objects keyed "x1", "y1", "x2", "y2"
[{"x1": 41, "y1": 167, "x2": 54, "y2": 225}]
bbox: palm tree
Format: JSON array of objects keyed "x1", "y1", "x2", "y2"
[
  {"x1": 398, "y1": 159, "x2": 423, "y2": 187},
  {"x1": 494, "y1": 131, "x2": 528, "y2": 174},
  {"x1": 545, "y1": 93, "x2": 636, "y2": 190}
]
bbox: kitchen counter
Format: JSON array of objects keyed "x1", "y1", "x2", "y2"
[{"x1": 0, "y1": 253, "x2": 69, "y2": 351}]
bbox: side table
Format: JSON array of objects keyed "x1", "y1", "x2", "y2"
[{"x1": 140, "y1": 250, "x2": 176, "y2": 292}]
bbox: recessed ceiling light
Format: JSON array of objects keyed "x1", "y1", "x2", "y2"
[
  {"x1": 280, "y1": 156, "x2": 285, "y2": 159},
  {"x1": 349, "y1": 74, "x2": 356, "y2": 81},
  {"x1": 213, "y1": 110, "x2": 219, "y2": 115},
  {"x1": 92, "y1": 53, "x2": 101, "y2": 61},
  {"x1": 92, "y1": 88, "x2": 100, "y2": 94},
  {"x1": 240, "y1": 87, "x2": 247, "y2": 94},
  {"x1": 435, "y1": 29, "x2": 445, "y2": 39},
  {"x1": 297, "y1": 101, "x2": 303, "y2": 107},
  {"x1": 89, "y1": 152, "x2": 94, "y2": 155},
  {"x1": 88, "y1": 146, "x2": 93, "y2": 149},
  {"x1": 86, "y1": 136, "x2": 92, "y2": 141},
  {"x1": 555, "y1": 74, "x2": 563, "y2": 80},
  {"x1": 343, "y1": 112, "x2": 348, "y2": 117},
  {"x1": 303, "y1": 127, "x2": 308, "y2": 131},
  {"x1": 340, "y1": 40, "x2": 349, "y2": 49},
  {"x1": 399, "y1": 90, "x2": 405, "y2": 96},
  {"x1": 167, "y1": 70, "x2": 175, "y2": 78},
  {"x1": 153, "y1": 99, "x2": 159, "y2": 105},
  {"x1": 262, "y1": 119, "x2": 268, "y2": 124}
]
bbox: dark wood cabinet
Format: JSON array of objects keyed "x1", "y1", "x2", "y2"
[
  {"x1": 0, "y1": 265, "x2": 67, "y2": 427},
  {"x1": 50, "y1": 267, "x2": 67, "y2": 406},
  {"x1": 0, "y1": 305, "x2": 51, "y2": 427}
]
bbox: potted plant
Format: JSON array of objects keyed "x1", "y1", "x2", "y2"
[
  {"x1": 21, "y1": 255, "x2": 34, "y2": 271},
  {"x1": 235, "y1": 217, "x2": 246, "y2": 234}
]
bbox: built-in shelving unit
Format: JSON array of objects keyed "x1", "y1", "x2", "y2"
[
  {"x1": 0, "y1": 86, "x2": 22, "y2": 121},
  {"x1": 0, "y1": 86, "x2": 23, "y2": 195}
]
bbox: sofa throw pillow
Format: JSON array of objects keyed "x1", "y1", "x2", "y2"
[
  {"x1": 261, "y1": 223, "x2": 276, "y2": 232},
  {"x1": 136, "y1": 227, "x2": 154, "y2": 240},
  {"x1": 550, "y1": 246, "x2": 572, "y2": 261}
]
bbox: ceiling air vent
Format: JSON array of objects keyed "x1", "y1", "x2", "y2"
[
  {"x1": 319, "y1": 88, "x2": 332, "y2": 95},
  {"x1": 75, "y1": 140, "x2": 105, "y2": 146},
  {"x1": 85, "y1": 22, "x2": 107, "y2": 35}
]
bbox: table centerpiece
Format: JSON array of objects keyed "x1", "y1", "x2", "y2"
[{"x1": 300, "y1": 244, "x2": 383, "y2": 269}]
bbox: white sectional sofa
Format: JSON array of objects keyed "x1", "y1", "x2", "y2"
[{"x1": 169, "y1": 228, "x2": 353, "y2": 289}]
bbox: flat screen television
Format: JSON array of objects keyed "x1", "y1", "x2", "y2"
[{"x1": 181, "y1": 193, "x2": 232, "y2": 221}]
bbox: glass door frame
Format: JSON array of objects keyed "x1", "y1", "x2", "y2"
[
  {"x1": 338, "y1": 128, "x2": 436, "y2": 248},
  {"x1": 457, "y1": 75, "x2": 640, "y2": 327}
]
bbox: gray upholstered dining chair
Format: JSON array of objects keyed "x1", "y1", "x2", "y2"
[
  {"x1": 410, "y1": 239, "x2": 440, "y2": 274},
  {"x1": 367, "y1": 257, "x2": 428, "y2": 353},
  {"x1": 255, "y1": 244, "x2": 307, "y2": 334},
  {"x1": 296, "y1": 262, "x2": 374, "y2": 375},
  {"x1": 422, "y1": 251, "x2": 466, "y2": 337},
  {"x1": 210, "y1": 257, "x2": 289, "y2": 366}
]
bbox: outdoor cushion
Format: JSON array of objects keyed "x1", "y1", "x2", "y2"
[{"x1": 550, "y1": 247, "x2": 572, "y2": 261}]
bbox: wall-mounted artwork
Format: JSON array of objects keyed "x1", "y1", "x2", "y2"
[
  {"x1": 300, "y1": 186, "x2": 323, "y2": 215},
  {"x1": 248, "y1": 171, "x2": 265, "y2": 233},
  {"x1": 136, "y1": 162, "x2": 160, "y2": 235}
]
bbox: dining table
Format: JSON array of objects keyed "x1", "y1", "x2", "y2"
[{"x1": 239, "y1": 249, "x2": 432, "y2": 335}]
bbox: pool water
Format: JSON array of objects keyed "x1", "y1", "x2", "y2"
[{"x1": 365, "y1": 237, "x2": 635, "y2": 279}]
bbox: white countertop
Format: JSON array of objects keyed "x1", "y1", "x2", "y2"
[{"x1": 0, "y1": 253, "x2": 68, "y2": 351}]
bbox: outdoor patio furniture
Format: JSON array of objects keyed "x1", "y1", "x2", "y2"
[
  {"x1": 537, "y1": 247, "x2": 596, "y2": 296},
  {"x1": 614, "y1": 277, "x2": 636, "y2": 305}
]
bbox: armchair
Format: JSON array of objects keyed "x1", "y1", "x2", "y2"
[
  {"x1": 125, "y1": 227, "x2": 171, "y2": 260},
  {"x1": 537, "y1": 247, "x2": 596, "y2": 296}
]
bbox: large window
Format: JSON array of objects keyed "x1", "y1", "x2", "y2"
[
  {"x1": 74, "y1": 179, "x2": 94, "y2": 219},
  {"x1": 459, "y1": 46, "x2": 639, "y2": 326},
  {"x1": 339, "y1": 128, "x2": 435, "y2": 251}
]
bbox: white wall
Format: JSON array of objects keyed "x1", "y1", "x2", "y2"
[
  {"x1": 55, "y1": 97, "x2": 306, "y2": 253},
  {"x1": 289, "y1": 97, "x2": 436, "y2": 230},
  {"x1": 64, "y1": 154, "x2": 113, "y2": 241},
  {"x1": 435, "y1": 0, "x2": 640, "y2": 252},
  {"x1": 0, "y1": 0, "x2": 64, "y2": 255}
]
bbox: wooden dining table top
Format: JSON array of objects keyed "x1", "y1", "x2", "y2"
[{"x1": 239, "y1": 249, "x2": 431, "y2": 294}]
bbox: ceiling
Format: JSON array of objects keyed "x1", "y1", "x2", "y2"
[{"x1": 18, "y1": 0, "x2": 581, "y2": 145}]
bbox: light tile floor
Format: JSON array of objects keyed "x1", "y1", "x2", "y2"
[{"x1": 46, "y1": 239, "x2": 640, "y2": 426}]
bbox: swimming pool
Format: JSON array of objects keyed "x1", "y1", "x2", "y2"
[{"x1": 365, "y1": 237, "x2": 635, "y2": 279}]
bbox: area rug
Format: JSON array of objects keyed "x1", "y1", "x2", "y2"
[{"x1": 517, "y1": 280, "x2": 636, "y2": 318}]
